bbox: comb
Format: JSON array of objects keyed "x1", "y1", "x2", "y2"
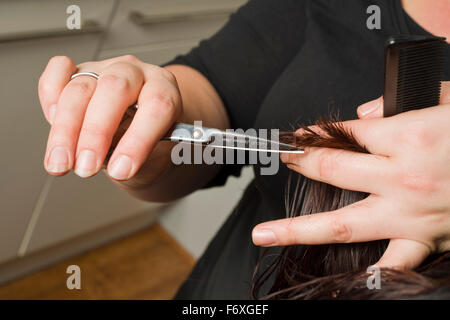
[{"x1": 383, "y1": 35, "x2": 446, "y2": 117}]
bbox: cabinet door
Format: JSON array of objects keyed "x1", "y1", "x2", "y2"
[
  {"x1": 99, "y1": 39, "x2": 198, "y2": 65},
  {"x1": 101, "y1": 0, "x2": 247, "y2": 50},
  {"x1": 0, "y1": 34, "x2": 103, "y2": 263},
  {"x1": 26, "y1": 172, "x2": 161, "y2": 254},
  {"x1": 0, "y1": 0, "x2": 117, "y2": 263},
  {"x1": 0, "y1": 0, "x2": 113, "y2": 41}
]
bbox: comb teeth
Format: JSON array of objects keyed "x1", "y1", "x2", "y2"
[{"x1": 383, "y1": 35, "x2": 446, "y2": 117}]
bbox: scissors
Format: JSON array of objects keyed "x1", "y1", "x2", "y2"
[
  {"x1": 70, "y1": 72, "x2": 303, "y2": 155},
  {"x1": 162, "y1": 122, "x2": 304, "y2": 154},
  {"x1": 105, "y1": 105, "x2": 303, "y2": 166}
]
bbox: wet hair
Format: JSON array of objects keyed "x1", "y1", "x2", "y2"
[{"x1": 251, "y1": 117, "x2": 450, "y2": 299}]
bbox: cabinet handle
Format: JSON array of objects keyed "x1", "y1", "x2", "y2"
[
  {"x1": 0, "y1": 19, "x2": 103, "y2": 43},
  {"x1": 129, "y1": 7, "x2": 234, "y2": 25}
]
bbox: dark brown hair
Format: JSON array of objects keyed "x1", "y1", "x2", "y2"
[{"x1": 251, "y1": 117, "x2": 450, "y2": 299}]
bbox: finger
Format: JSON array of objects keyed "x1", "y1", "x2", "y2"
[
  {"x1": 44, "y1": 76, "x2": 97, "y2": 175},
  {"x1": 107, "y1": 74, "x2": 181, "y2": 180},
  {"x1": 440, "y1": 81, "x2": 450, "y2": 104},
  {"x1": 252, "y1": 196, "x2": 394, "y2": 246},
  {"x1": 74, "y1": 62, "x2": 144, "y2": 178},
  {"x1": 38, "y1": 56, "x2": 77, "y2": 124},
  {"x1": 293, "y1": 116, "x2": 399, "y2": 156},
  {"x1": 356, "y1": 82, "x2": 450, "y2": 121},
  {"x1": 374, "y1": 239, "x2": 430, "y2": 270},
  {"x1": 282, "y1": 147, "x2": 391, "y2": 194},
  {"x1": 340, "y1": 114, "x2": 411, "y2": 156},
  {"x1": 357, "y1": 96, "x2": 383, "y2": 119}
]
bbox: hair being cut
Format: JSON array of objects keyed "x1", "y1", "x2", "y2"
[{"x1": 251, "y1": 116, "x2": 450, "y2": 299}]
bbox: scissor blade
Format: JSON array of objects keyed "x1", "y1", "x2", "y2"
[
  {"x1": 207, "y1": 131, "x2": 304, "y2": 154},
  {"x1": 205, "y1": 143, "x2": 304, "y2": 153},
  {"x1": 163, "y1": 123, "x2": 304, "y2": 154}
]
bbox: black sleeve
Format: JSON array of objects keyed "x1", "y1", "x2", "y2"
[{"x1": 165, "y1": 0, "x2": 308, "y2": 187}]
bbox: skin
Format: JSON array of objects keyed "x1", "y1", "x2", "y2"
[
  {"x1": 39, "y1": 57, "x2": 229, "y2": 202},
  {"x1": 253, "y1": 84, "x2": 450, "y2": 269},
  {"x1": 252, "y1": 0, "x2": 450, "y2": 269},
  {"x1": 401, "y1": 0, "x2": 450, "y2": 40},
  {"x1": 39, "y1": 0, "x2": 449, "y2": 270}
]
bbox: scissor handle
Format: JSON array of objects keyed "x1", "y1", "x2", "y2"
[
  {"x1": 162, "y1": 123, "x2": 212, "y2": 144},
  {"x1": 104, "y1": 106, "x2": 212, "y2": 167}
]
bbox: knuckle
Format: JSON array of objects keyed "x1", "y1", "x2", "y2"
[
  {"x1": 121, "y1": 130, "x2": 146, "y2": 149},
  {"x1": 80, "y1": 123, "x2": 110, "y2": 142},
  {"x1": 398, "y1": 121, "x2": 434, "y2": 149},
  {"x1": 283, "y1": 223, "x2": 300, "y2": 245},
  {"x1": 50, "y1": 122, "x2": 73, "y2": 137},
  {"x1": 120, "y1": 54, "x2": 140, "y2": 64},
  {"x1": 398, "y1": 170, "x2": 437, "y2": 193},
  {"x1": 38, "y1": 76, "x2": 52, "y2": 96},
  {"x1": 99, "y1": 74, "x2": 130, "y2": 93},
  {"x1": 149, "y1": 93, "x2": 177, "y2": 118},
  {"x1": 160, "y1": 68, "x2": 177, "y2": 83},
  {"x1": 330, "y1": 216, "x2": 352, "y2": 242},
  {"x1": 49, "y1": 55, "x2": 73, "y2": 69},
  {"x1": 67, "y1": 80, "x2": 94, "y2": 96},
  {"x1": 317, "y1": 149, "x2": 338, "y2": 180}
]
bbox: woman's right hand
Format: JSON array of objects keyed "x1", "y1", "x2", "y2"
[{"x1": 38, "y1": 55, "x2": 183, "y2": 186}]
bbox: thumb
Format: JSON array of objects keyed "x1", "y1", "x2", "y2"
[
  {"x1": 374, "y1": 239, "x2": 430, "y2": 270},
  {"x1": 358, "y1": 81, "x2": 450, "y2": 120},
  {"x1": 357, "y1": 96, "x2": 383, "y2": 119},
  {"x1": 440, "y1": 81, "x2": 450, "y2": 105}
]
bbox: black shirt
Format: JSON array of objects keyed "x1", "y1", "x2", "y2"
[{"x1": 167, "y1": 0, "x2": 450, "y2": 299}]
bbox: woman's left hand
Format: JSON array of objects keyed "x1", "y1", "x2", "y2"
[{"x1": 252, "y1": 82, "x2": 450, "y2": 270}]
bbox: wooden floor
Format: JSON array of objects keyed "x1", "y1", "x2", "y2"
[{"x1": 0, "y1": 224, "x2": 196, "y2": 299}]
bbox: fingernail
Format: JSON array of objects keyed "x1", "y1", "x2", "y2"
[
  {"x1": 75, "y1": 149, "x2": 97, "y2": 178},
  {"x1": 108, "y1": 155, "x2": 132, "y2": 180},
  {"x1": 252, "y1": 229, "x2": 277, "y2": 246},
  {"x1": 47, "y1": 146, "x2": 70, "y2": 173},
  {"x1": 49, "y1": 104, "x2": 56, "y2": 124},
  {"x1": 280, "y1": 153, "x2": 290, "y2": 163},
  {"x1": 358, "y1": 99, "x2": 381, "y2": 116}
]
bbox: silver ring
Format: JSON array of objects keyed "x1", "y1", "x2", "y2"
[{"x1": 70, "y1": 72, "x2": 99, "y2": 80}]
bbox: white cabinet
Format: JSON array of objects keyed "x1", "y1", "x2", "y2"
[
  {"x1": 26, "y1": 173, "x2": 160, "y2": 254},
  {"x1": 0, "y1": 0, "x2": 113, "y2": 41},
  {"x1": 0, "y1": 0, "x2": 248, "y2": 281},
  {"x1": 0, "y1": 34, "x2": 106, "y2": 264},
  {"x1": 99, "y1": 39, "x2": 198, "y2": 65},
  {"x1": 0, "y1": 0, "x2": 118, "y2": 263},
  {"x1": 101, "y1": 0, "x2": 246, "y2": 50}
]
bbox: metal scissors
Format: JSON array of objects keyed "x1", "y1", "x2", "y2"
[
  {"x1": 106, "y1": 105, "x2": 304, "y2": 165},
  {"x1": 70, "y1": 73, "x2": 302, "y2": 154},
  {"x1": 162, "y1": 122, "x2": 304, "y2": 154}
]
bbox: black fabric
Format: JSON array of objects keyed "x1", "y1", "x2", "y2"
[{"x1": 167, "y1": 0, "x2": 450, "y2": 299}]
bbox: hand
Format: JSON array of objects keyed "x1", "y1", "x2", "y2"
[
  {"x1": 252, "y1": 82, "x2": 450, "y2": 270},
  {"x1": 38, "y1": 55, "x2": 182, "y2": 185}
]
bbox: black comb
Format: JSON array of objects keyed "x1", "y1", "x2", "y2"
[{"x1": 383, "y1": 35, "x2": 446, "y2": 117}]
